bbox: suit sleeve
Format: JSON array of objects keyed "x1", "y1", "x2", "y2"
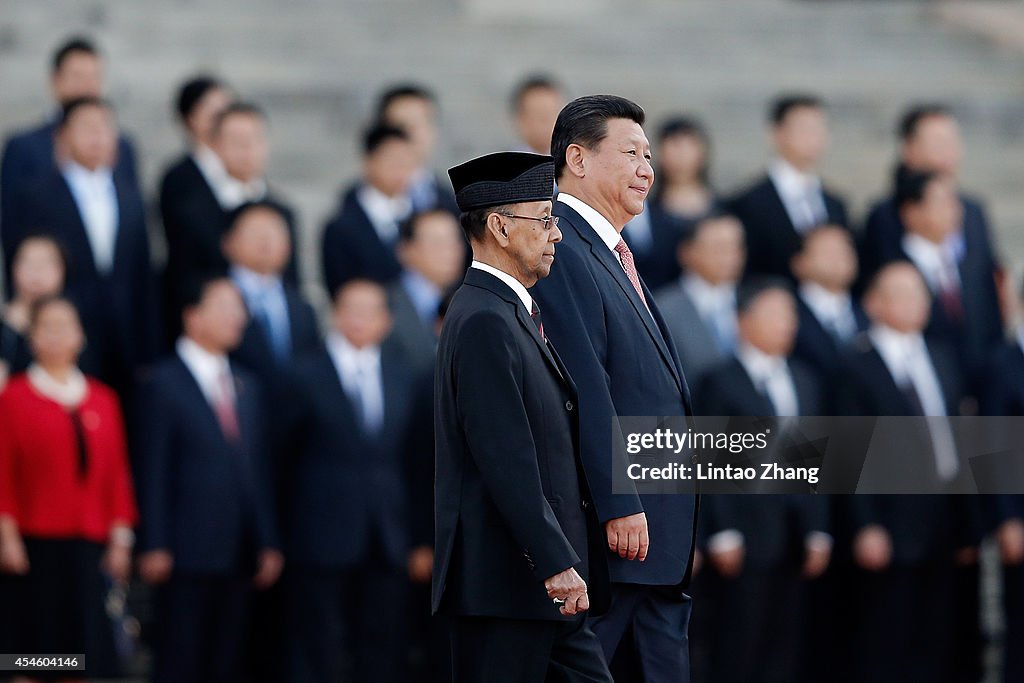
[
  {"x1": 102, "y1": 389, "x2": 139, "y2": 527},
  {"x1": 454, "y1": 311, "x2": 580, "y2": 581},
  {"x1": 532, "y1": 247, "x2": 644, "y2": 523},
  {"x1": 321, "y1": 215, "x2": 354, "y2": 299},
  {"x1": 136, "y1": 375, "x2": 174, "y2": 552}
]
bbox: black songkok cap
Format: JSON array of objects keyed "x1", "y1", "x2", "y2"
[{"x1": 448, "y1": 152, "x2": 554, "y2": 212}]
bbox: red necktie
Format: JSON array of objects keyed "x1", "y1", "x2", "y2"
[
  {"x1": 214, "y1": 368, "x2": 241, "y2": 443},
  {"x1": 530, "y1": 302, "x2": 546, "y2": 341},
  {"x1": 614, "y1": 238, "x2": 649, "y2": 307}
]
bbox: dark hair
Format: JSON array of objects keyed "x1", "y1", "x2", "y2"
[
  {"x1": 655, "y1": 115, "x2": 711, "y2": 189},
  {"x1": 769, "y1": 94, "x2": 823, "y2": 126},
  {"x1": 225, "y1": 200, "x2": 290, "y2": 237},
  {"x1": 363, "y1": 124, "x2": 409, "y2": 156},
  {"x1": 212, "y1": 101, "x2": 266, "y2": 137},
  {"x1": 398, "y1": 208, "x2": 454, "y2": 243},
  {"x1": 459, "y1": 204, "x2": 511, "y2": 243},
  {"x1": 331, "y1": 277, "x2": 388, "y2": 306},
  {"x1": 795, "y1": 223, "x2": 852, "y2": 254},
  {"x1": 894, "y1": 165, "x2": 940, "y2": 208},
  {"x1": 375, "y1": 83, "x2": 437, "y2": 120},
  {"x1": 13, "y1": 231, "x2": 70, "y2": 276},
  {"x1": 52, "y1": 37, "x2": 98, "y2": 73},
  {"x1": 176, "y1": 75, "x2": 226, "y2": 121},
  {"x1": 180, "y1": 273, "x2": 233, "y2": 314},
  {"x1": 864, "y1": 258, "x2": 925, "y2": 299},
  {"x1": 58, "y1": 96, "x2": 112, "y2": 128},
  {"x1": 551, "y1": 95, "x2": 646, "y2": 180},
  {"x1": 510, "y1": 74, "x2": 566, "y2": 112},
  {"x1": 736, "y1": 276, "x2": 792, "y2": 315},
  {"x1": 678, "y1": 210, "x2": 740, "y2": 246},
  {"x1": 898, "y1": 103, "x2": 952, "y2": 141},
  {"x1": 28, "y1": 295, "x2": 80, "y2": 332}
]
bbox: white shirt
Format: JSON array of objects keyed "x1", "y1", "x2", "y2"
[
  {"x1": 326, "y1": 331, "x2": 384, "y2": 433},
  {"x1": 558, "y1": 192, "x2": 622, "y2": 256},
  {"x1": 736, "y1": 342, "x2": 800, "y2": 417},
  {"x1": 357, "y1": 183, "x2": 412, "y2": 245},
  {"x1": 470, "y1": 261, "x2": 533, "y2": 313},
  {"x1": 176, "y1": 336, "x2": 234, "y2": 408},
  {"x1": 195, "y1": 146, "x2": 267, "y2": 211},
  {"x1": 768, "y1": 158, "x2": 827, "y2": 233},
  {"x1": 682, "y1": 274, "x2": 737, "y2": 351},
  {"x1": 901, "y1": 233, "x2": 961, "y2": 295},
  {"x1": 62, "y1": 161, "x2": 119, "y2": 274},
  {"x1": 799, "y1": 281, "x2": 858, "y2": 342}
]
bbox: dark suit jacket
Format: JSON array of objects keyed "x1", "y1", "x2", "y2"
[
  {"x1": 231, "y1": 285, "x2": 321, "y2": 385},
  {"x1": 321, "y1": 184, "x2": 403, "y2": 297},
  {"x1": 136, "y1": 356, "x2": 279, "y2": 573},
  {"x1": 1, "y1": 119, "x2": 137, "y2": 287},
  {"x1": 386, "y1": 278, "x2": 440, "y2": 374},
  {"x1": 531, "y1": 200, "x2": 697, "y2": 587},
  {"x1": 624, "y1": 198, "x2": 716, "y2": 290},
  {"x1": 983, "y1": 341, "x2": 1024, "y2": 417},
  {"x1": 695, "y1": 355, "x2": 822, "y2": 418},
  {"x1": 433, "y1": 267, "x2": 607, "y2": 620},
  {"x1": 158, "y1": 155, "x2": 300, "y2": 338},
  {"x1": 652, "y1": 279, "x2": 730, "y2": 385},
  {"x1": 285, "y1": 342, "x2": 418, "y2": 569},
  {"x1": 728, "y1": 174, "x2": 849, "y2": 279},
  {"x1": 18, "y1": 167, "x2": 158, "y2": 390},
  {"x1": 792, "y1": 294, "x2": 869, "y2": 386}
]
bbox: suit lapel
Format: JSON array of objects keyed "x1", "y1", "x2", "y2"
[
  {"x1": 514, "y1": 301, "x2": 569, "y2": 387},
  {"x1": 55, "y1": 175, "x2": 100, "y2": 279}
]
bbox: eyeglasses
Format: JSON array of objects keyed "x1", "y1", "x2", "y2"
[{"x1": 498, "y1": 213, "x2": 559, "y2": 231}]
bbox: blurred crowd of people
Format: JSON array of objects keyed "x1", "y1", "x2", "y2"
[{"x1": 0, "y1": 35, "x2": 1022, "y2": 683}]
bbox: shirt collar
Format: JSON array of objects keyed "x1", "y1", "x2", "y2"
[
  {"x1": 326, "y1": 331, "x2": 381, "y2": 374},
  {"x1": 869, "y1": 324, "x2": 926, "y2": 363},
  {"x1": 358, "y1": 183, "x2": 412, "y2": 238},
  {"x1": 470, "y1": 260, "x2": 533, "y2": 312},
  {"x1": 557, "y1": 192, "x2": 622, "y2": 253},
  {"x1": 62, "y1": 159, "x2": 113, "y2": 186},
  {"x1": 176, "y1": 336, "x2": 231, "y2": 392},
  {"x1": 736, "y1": 341, "x2": 787, "y2": 382},
  {"x1": 799, "y1": 281, "x2": 851, "y2": 320},
  {"x1": 192, "y1": 144, "x2": 228, "y2": 189},
  {"x1": 230, "y1": 264, "x2": 284, "y2": 300},
  {"x1": 768, "y1": 157, "x2": 821, "y2": 200},
  {"x1": 901, "y1": 233, "x2": 950, "y2": 284},
  {"x1": 683, "y1": 273, "x2": 735, "y2": 309},
  {"x1": 26, "y1": 363, "x2": 88, "y2": 408}
]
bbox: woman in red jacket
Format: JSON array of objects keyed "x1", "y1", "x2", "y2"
[{"x1": 0, "y1": 295, "x2": 138, "y2": 681}]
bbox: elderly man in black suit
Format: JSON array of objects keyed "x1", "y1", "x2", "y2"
[
  {"x1": 530, "y1": 95, "x2": 697, "y2": 682},
  {"x1": 728, "y1": 94, "x2": 849, "y2": 280},
  {"x1": 435, "y1": 151, "x2": 611, "y2": 682}
]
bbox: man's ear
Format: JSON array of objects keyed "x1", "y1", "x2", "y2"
[
  {"x1": 564, "y1": 144, "x2": 587, "y2": 179},
  {"x1": 485, "y1": 212, "x2": 509, "y2": 246}
]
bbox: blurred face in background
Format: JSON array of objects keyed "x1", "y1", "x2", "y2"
[
  {"x1": 222, "y1": 206, "x2": 292, "y2": 277},
  {"x1": 738, "y1": 289, "x2": 798, "y2": 357},
  {"x1": 398, "y1": 211, "x2": 466, "y2": 289},
  {"x1": 51, "y1": 51, "x2": 103, "y2": 105},
  {"x1": 183, "y1": 280, "x2": 248, "y2": 353},
  {"x1": 658, "y1": 131, "x2": 708, "y2": 186},
  {"x1": 364, "y1": 137, "x2": 418, "y2": 198},
  {"x1": 59, "y1": 104, "x2": 117, "y2": 171},
  {"x1": 900, "y1": 174, "x2": 962, "y2": 245},
  {"x1": 865, "y1": 263, "x2": 932, "y2": 334},
  {"x1": 772, "y1": 105, "x2": 828, "y2": 172},
  {"x1": 333, "y1": 281, "x2": 392, "y2": 349},
  {"x1": 29, "y1": 299, "x2": 85, "y2": 370},
  {"x1": 12, "y1": 238, "x2": 66, "y2": 303},
  {"x1": 791, "y1": 225, "x2": 858, "y2": 293},
  {"x1": 515, "y1": 86, "x2": 565, "y2": 156},
  {"x1": 902, "y1": 114, "x2": 963, "y2": 177},
  {"x1": 678, "y1": 216, "x2": 745, "y2": 286},
  {"x1": 214, "y1": 112, "x2": 268, "y2": 183},
  {"x1": 187, "y1": 86, "x2": 233, "y2": 148},
  {"x1": 381, "y1": 95, "x2": 437, "y2": 164}
]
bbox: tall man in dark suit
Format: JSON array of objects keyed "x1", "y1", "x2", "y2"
[
  {"x1": 321, "y1": 125, "x2": 419, "y2": 294},
  {"x1": 728, "y1": 94, "x2": 849, "y2": 280},
  {"x1": 285, "y1": 279, "x2": 420, "y2": 683},
  {"x1": 14, "y1": 97, "x2": 158, "y2": 396},
  {"x1": 531, "y1": 95, "x2": 698, "y2": 682},
  {"x1": 136, "y1": 276, "x2": 283, "y2": 683},
  {"x1": 435, "y1": 151, "x2": 611, "y2": 682},
  {"x1": 1, "y1": 36, "x2": 138, "y2": 287},
  {"x1": 695, "y1": 278, "x2": 829, "y2": 683}
]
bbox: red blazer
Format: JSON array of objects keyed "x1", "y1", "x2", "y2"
[{"x1": 0, "y1": 374, "x2": 138, "y2": 543}]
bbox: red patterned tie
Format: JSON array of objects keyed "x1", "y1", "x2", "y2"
[{"x1": 614, "y1": 238, "x2": 648, "y2": 307}]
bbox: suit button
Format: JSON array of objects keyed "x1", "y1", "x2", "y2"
[{"x1": 565, "y1": 400, "x2": 574, "y2": 411}]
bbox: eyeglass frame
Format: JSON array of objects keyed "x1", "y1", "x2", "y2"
[{"x1": 495, "y1": 212, "x2": 560, "y2": 231}]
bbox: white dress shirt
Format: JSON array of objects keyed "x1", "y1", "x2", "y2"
[
  {"x1": 768, "y1": 158, "x2": 827, "y2": 233},
  {"x1": 176, "y1": 336, "x2": 235, "y2": 408},
  {"x1": 62, "y1": 161, "x2": 119, "y2": 275},
  {"x1": 736, "y1": 342, "x2": 800, "y2": 418},
  {"x1": 326, "y1": 331, "x2": 384, "y2": 434},
  {"x1": 194, "y1": 145, "x2": 266, "y2": 211},
  {"x1": 901, "y1": 233, "x2": 961, "y2": 296},
  {"x1": 558, "y1": 192, "x2": 622, "y2": 256},
  {"x1": 231, "y1": 265, "x2": 291, "y2": 357},
  {"x1": 470, "y1": 261, "x2": 533, "y2": 313},
  {"x1": 357, "y1": 183, "x2": 412, "y2": 246},
  {"x1": 799, "y1": 281, "x2": 858, "y2": 343}
]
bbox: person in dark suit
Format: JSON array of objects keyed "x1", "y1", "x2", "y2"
[
  {"x1": 1, "y1": 36, "x2": 138, "y2": 289},
  {"x1": 531, "y1": 95, "x2": 697, "y2": 682},
  {"x1": 435, "y1": 151, "x2": 611, "y2": 682},
  {"x1": 835, "y1": 262, "x2": 970, "y2": 682},
  {"x1": 727, "y1": 94, "x2": 849, "y2": 280},
  {"x1": 694, "y1": 277, "x2": 828, "y2": 683},
  {"x1": 136, "y1": 276, "x2": 283, "y2": 683},
  {"x1": 868, "y1": 168, "x2": 1002, "y2": 407},
  {"x1": 653, "y1": 212, "x2": 745, "y2": 384},
  {"x1": 284, "y1": 279, "x2": 420, "y2": 683},
  {"x1": 387, "y1": 208, "x2": 467, "y2": 373},
  {"x1": 161, "y1": 101, "x2": 301, "y2": 342},
  {"x1": 321, "y1": 125, "x2": 419, "y2": 294},
  {"x1": 790, "y1": 225, "x2": 868, "y2": 388},
  {"x1": 13, "y1": 97, "x2": 158, "y2": 397},
  {"x1": 511, "y1": 75, "x2": 568, "y2": 156},
  {"x1": 375, "y1": 84, "x2": 460, "y2": 216},
  {"x1": 860, "y1": 104, "x2": 999, "y2": 291},
  {"x1": 624, "y1": 116, "x2": 719, "y2": 290}
]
